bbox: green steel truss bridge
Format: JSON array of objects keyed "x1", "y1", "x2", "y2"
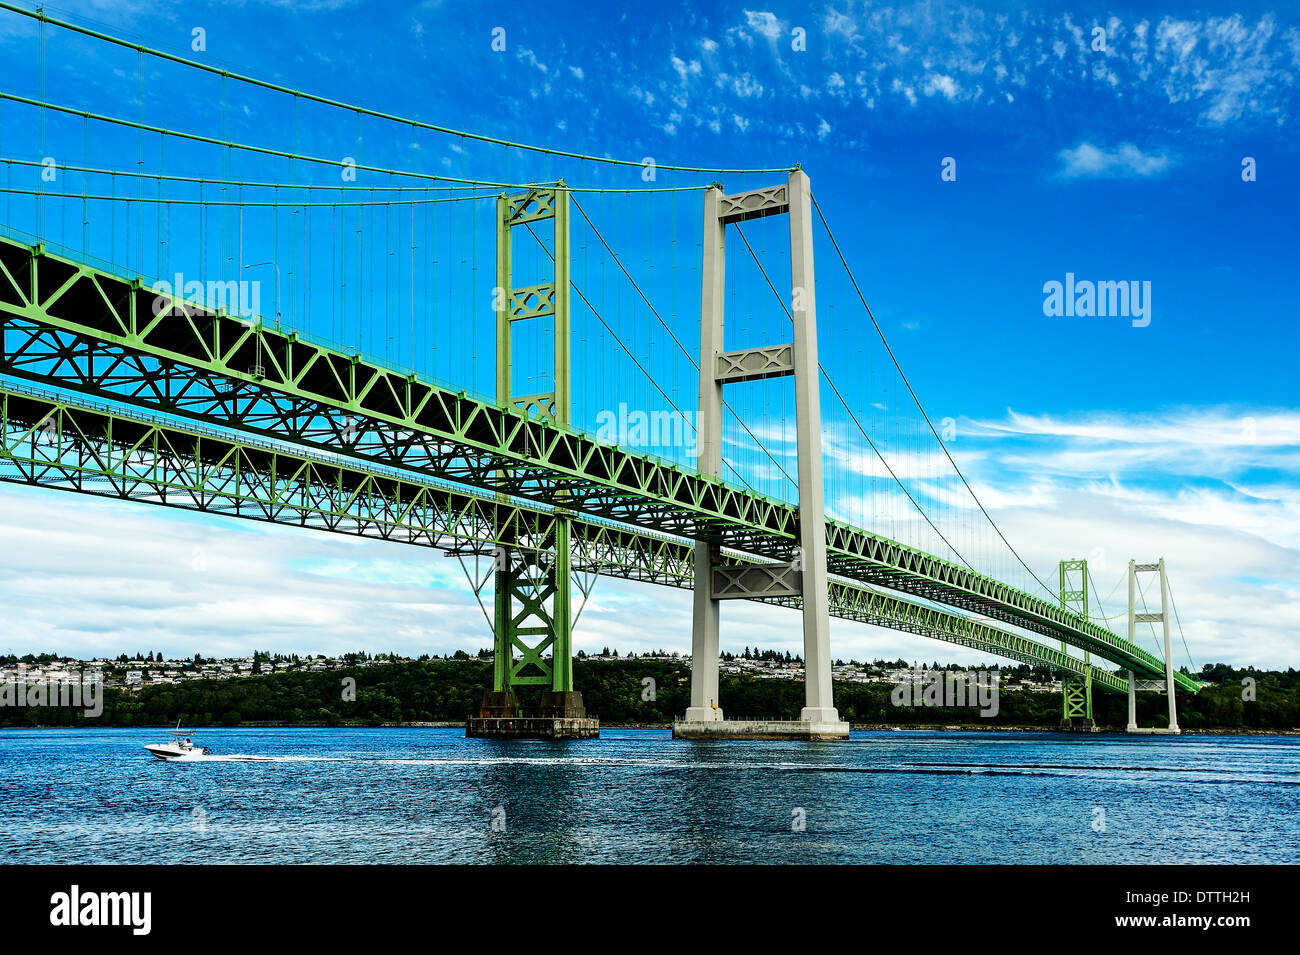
[
  {"x1": 0, "y1": 3, "x2": 1195, "y2": 736},
  {"x1": 0, "y1": 230, "x2": 1193, "y2": 716}
]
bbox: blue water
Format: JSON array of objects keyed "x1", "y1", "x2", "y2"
[{"x1": 1, "y1": 728, "x2": 1297, "y2": 864}]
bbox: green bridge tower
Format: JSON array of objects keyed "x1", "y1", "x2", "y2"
[
  {"x1": 465, "y1": 183, "x2": 597, "y2": 739},
  {"x1": 1057, "y1": 558, "x2": 1096, "y2": 731}
]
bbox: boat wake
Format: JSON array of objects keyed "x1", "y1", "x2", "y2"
[{"x1": 154, "y1": 753, "x2": 349, "y2": 763}]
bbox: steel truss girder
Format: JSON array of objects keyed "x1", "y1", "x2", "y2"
[
  {"x1": 0, "y1": 382, "x2": 691, "y2": 586},
  {"x1": 0, "y1": 382, "x2": 1123, "y2": 692},
  {"x1": 767, "y1": 577, "x2": 1126, "y2": 694},
  {"x1": 0, "y1": 235, "x2": 1195, "y2": 692}
]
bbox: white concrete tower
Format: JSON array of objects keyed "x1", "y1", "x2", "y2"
[{"x1": 681, "y1": 168, "x2": 846, "y2": 739}]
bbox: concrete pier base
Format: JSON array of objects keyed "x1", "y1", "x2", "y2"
[
  {"x1": 1126, "y1": 726, "x2": 1181, "y2": 735},
  {"x1": 672, "y1": 718, "x2": 850, "y2": 741},
  {"x1": 683, "y1": 706, "x2": 724, "y2": 722},
  {"x1": 466, "y1": 690, "x2": 599, "y2": 740},
  {"x1": 1056, "y1": 718, "x2": 1100, "y2": 733},
  {"x1": 467, "y1": 716, "x2": 599, "y2": 740}
]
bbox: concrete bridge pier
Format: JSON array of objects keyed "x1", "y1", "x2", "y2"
[
  {"x1": 675, "y1": 169, "x2": 848, "y2": 742},
  {"x1": 1124, "y1": 558, "x2": 1181, "y2": 735},
  {"x1": 683, "y1": 545, "x2": 724, "y2": 723}
]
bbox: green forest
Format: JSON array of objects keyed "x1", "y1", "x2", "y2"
[{"x1": 2, "y1": 659, "x2": 1298, "y2": 730}]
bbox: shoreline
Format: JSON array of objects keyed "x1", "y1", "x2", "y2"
[{"x1": 3, "y1": 722, "x2": 1296, "y2": 736}]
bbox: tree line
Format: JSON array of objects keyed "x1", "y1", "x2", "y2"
[{"x1": 1, "y1": 659, "x2": 1297, "y2": 729}]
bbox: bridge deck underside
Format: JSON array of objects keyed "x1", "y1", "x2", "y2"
[{"x1": 0, "y1": 236, "x2": 1191, "y2": 693}]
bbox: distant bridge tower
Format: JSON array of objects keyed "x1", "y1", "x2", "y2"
[
  {"x1": 676, "y1": 167, "x2": 848, "y2": 740},
  {"x1": 1057, "y1": 559, "x2": 1096, "y2": 731},
  {"x1": 465, "y1": 182, "x2": 597, "y2": 740},
  {"x1": 1125, "y1": 558, "x2": 1181, "y2": 735}
]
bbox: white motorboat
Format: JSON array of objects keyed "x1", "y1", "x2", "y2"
[{"x1": 144, "y1": 723, "x2": 211, "y2": 760}]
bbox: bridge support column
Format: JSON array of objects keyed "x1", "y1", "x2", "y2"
[
  {"x1": 466, "y1": 183, "x2": 596, "y2": 740},
  {"x1": 685, "y1": 546, "x2": 723, "y2": 721},
  {"x1": 789, "y1": 169, "x2": 838, "y2": 726},
  {"x1": 1124, "y1": 558, "x2": 1181, "y2": 736},
  {"x1": 676, "y1": 168, "x2": 847, "y2": 741},
  {"x1": 1158, "y1": 558, "x2": 1180, "y2": 733},
  {"x1": 1056, "y1": 559, "x2": 1096, "y2": 732},
  {"x1": 1127, "y1": 671, "x2": 1138, "y2": 732},
  {"x1": 684, "y1": 185, "x2": 726, "y2": 724}
]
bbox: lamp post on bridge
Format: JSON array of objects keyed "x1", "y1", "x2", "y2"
[{"x1": 243, "y1": 261, "x2": 281, "y2": 331}]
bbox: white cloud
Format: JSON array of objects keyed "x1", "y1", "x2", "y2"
[
  {"x1": 743, "y1": 10, "x2": 783, "y2": 42},
  {"x1": 891, "y1": 77, "x2": 918, "y2": 107},
  {"x1": 732, "y1": 73, "x2": 765, "y2": 98},
  {"x1": 969, "y1": 407, "x2": 1300, "y2": 456},
  {"x1": 1154, "y1": 14, "x2": 1284, "y2": 124},
  {"x1": 923, "y1": 73, "x2": 960, "y2": 99},
  {"x1": 0, "y1": 481, "x2": 981, "y2": 668},
  {"x1": 670, "y1": 55, "x2": 701, "y2": 83},
  {"x1": 516, "y1": 47, "x2": 548, "y2": 74},
  {"x1": 0, "y1": 485, "x2": 487, "y2": 659},
  {"x1": 1056, "y1": 141, "x2": 1173, "y2": 178}
]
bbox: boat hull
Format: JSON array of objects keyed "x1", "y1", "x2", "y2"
[{"x1": 143, "y1": 743, "x2": 204, "y2": 761}]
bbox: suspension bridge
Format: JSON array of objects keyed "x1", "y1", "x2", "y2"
[{"x1": 0, "y1": 4, "x2": 1197, "y2": 739}]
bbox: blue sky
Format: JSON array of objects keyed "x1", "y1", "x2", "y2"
[{"x1": 0, "y1": 0, "x2": 1296, "y2": 669}]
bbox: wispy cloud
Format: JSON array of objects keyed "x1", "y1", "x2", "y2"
[
  {"x1": 637, "y1": 6, "x2": 1300, "y2": 146},
  {"x1": 814, "y1": 401, "x2": 1300, "y2": 667}
]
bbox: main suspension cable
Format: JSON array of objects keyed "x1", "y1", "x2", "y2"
[
  {"x1": 731, "y1": 221, "x2": 973, "y2": 571},
  {"x1": 810, "y1": 192, "x2": 1054, "y2": 598},
  {"x1": 520, "y1": 220, "x2": 759, "y2": 495},
  {"x1": 570, "y1": 195, "x2": 796, "y2": 490},
  {"x1": 0, "y1": 2, "x2": 794, "y2": 175}
]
